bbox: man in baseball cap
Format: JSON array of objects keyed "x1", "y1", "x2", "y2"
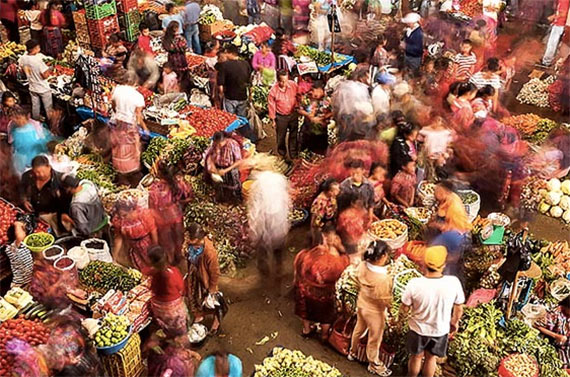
[{"x1": 398, "y1": 246, "x2": 465, "y2": 377}]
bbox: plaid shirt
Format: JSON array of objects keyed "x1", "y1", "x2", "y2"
[{"x1": 537, "y1": 308, "x2": 570, "y2": 368}]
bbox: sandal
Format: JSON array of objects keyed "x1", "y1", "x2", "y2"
[
  {"x1": 301, "y1": 325, "x2": 316, "y2": 338},
  {"x1": 209, "y1": 326, "x2": 220, "y2": 336},
  {"x1": 368, "y1": 364, "x2": 392, "y2": 377}
]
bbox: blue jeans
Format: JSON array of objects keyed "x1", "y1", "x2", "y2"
[{"x1": 184, "y1": 24, "x2": 201, "y2": 54}]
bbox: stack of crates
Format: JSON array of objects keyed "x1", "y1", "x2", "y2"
[
  {"x1": 72, "y1": 10, "x2": 90, "y2": 48},
  {"x1": 101, "y1": 334, "x2": 143, "y2": 377},
  {"x1": 84, "y1": 0, "x2": 120, "y2": 49},
  {"x1": 116, "y1": 0, "x2": 140, "y2": 42}
]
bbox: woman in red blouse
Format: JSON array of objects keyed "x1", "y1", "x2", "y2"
[
  {"x1": 112, "y1": 199, "x2": 158, "y2": 275},
  {"x1": 336, "y1": 193, "x2": 371, "y2": 255},
  {"x1": 148, "y1": 245, "x2": 189, "y2": 338},
  {"x1": 40, "y1": 1, "x2": 66, "y2": 58}
]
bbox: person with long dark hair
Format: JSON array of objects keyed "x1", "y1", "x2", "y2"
[
  {"x1": 348, "y1": 240, "x2": 393, "y2": 377},
  {"x1": 162, "y1": 20, "x2": 189, "y2": 89},
  {"x1": 148, "y1": 160, "x2": 192, "y2": 265},
  {"x1": 389, "y1": 122, "x2": 418, "y2": 177},
  {"x1": 39, "y1": 0, "x2": 66, "y2": 58},
  {"x1": 310, "y1": 178, "x2": 340, "y2": 244}
]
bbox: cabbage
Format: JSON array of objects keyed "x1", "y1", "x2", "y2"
[
  {"x1": 561, "y1": 195, "x2": 570, "y2": 211},
  {"x1": 563, "y1": 210, "x2": 570, "y2": 223},
  {"x1": 538, "y1": 200, "x2": 551, "y2": 214},
  {"x1": 550, "y1": 206, "x2": 563, "y2": 218},
  {"x1": 547, "y1": 178, "x2": 561, "y2": 192},
  {"x1": 546, "y1": 191, "x2": 562, "y2": 206},
  {"x1": 562, "y1": 180, "x2": 570, "y2": 195}
]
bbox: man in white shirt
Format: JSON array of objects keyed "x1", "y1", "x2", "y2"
[
  {"x1": 162, "y1": 3, "x2": 184, "y2": 34},
  {"x1": 18, "y1": 39, "x2": 53, "y2": 121},
  {"x1": 399, "y1": 246, "x2": 465, "y2": 377},
  {"x1": 371, "y1": 71, "x2": 395, "y2": 123}
]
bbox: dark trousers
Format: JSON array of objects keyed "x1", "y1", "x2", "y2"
[
  {"x1": 1, "y1": 19, "x2": 20, "y2": 43},
  {"x1": 275, "y1": 112, "x2": 298, "y2": 158}
]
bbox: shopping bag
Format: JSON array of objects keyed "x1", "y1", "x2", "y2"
[
  {"x1": 247, "y1": 102, "x2": 267, "y2": 140},
  {"x1": 328, "y1": 315, "x2": 356, "y2": 356}
]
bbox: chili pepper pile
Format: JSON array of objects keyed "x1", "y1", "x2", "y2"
[
  {"x1": 288, "y1": 159, "x2": 322, "y2": 208},
  {"x1": 0, "y1": 318, "x2": 50, "y2": 376},
  {"x1": 186, "y1": 54, "x2": 206, "y2": 69},
  {"x1": 182, "y1": 105, "x2": 237, "y2": 137},
  {"x1": 460, "y1": 0, "x2": 482, "y2": 17}
]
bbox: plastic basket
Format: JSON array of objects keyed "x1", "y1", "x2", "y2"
[
  {"x1": 417, "y1": 181, "x2": 436, "y2": 207},
  {"x1": 116, "y1": 0, "x2": 138, "y2": 13},
  {"x1": 87, "y1": 15, "x2": 120, "y2": 48},
  {"x1": 101, "y1": 333, "x2": 143, "y2": 376},
  {"x1": 23, "y1": 232, "x2": 54, "y2": 253},
  {"x1": 124, "y1": 23, "x2": 140, "y2": 42},
  {"x1": 72, "y1": 9, "x2": 87, "y2": 25},
  {"x1": 97, "y1": 326, "x2": 133, "y2": 356},
  {"x1": 85, "y1": 0, "x2": 117, "y2": 20}
]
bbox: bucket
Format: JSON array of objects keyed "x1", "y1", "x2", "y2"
[
  {"x1": 68, "y1": 246, "x2": 90, "y2": 269},
  {"x1": 42, "y1": 245, "x2": 65, "y2": 262}
]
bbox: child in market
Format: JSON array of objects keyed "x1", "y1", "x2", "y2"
[
  {"x1": 453, "y1": 39, "x2": 477, "y2": 81},
  {"x1": 390, "y1": 158, "x2": 417, "y2": 208},
  {"x1": 160, "y1": 62, "x2": 180, "y2": 94},
  {"x1": 368, "y1": 162, "x2": 394, "y2": 217}
]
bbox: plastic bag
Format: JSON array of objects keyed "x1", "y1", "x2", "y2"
[{"x1": 247, "y1": 102, "x2": 267, "y2": 141}]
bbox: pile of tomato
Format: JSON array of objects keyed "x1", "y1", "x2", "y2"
[
  {"x1": 186, "y1": 54, "x2": 206, "y2": 69},
  {"x1": 460, "y1": 0, "x2": 482, "y2": 17},
  {"x1": 0, "y1": 201, "x2": 17, "y2": 244},
  {"x1": 183, "y1": 105, "x2": 238, "y2": 137},
  {"x1": 0, "y1": 318, "x2": 50, "y2": 376}
]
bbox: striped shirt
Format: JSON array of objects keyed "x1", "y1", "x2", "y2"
[
  {"x1": 469, "y1": 72, "x2": 502, "y2": 90},
  {"x1": 454, "y1": 53, "x2": 477, "y2": 79},
  {"x1": 4, "y1": 243, "x2": 33, "y2": 287}
]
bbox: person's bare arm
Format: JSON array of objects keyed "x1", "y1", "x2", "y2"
[
  {"x1": 150, "y1": 228, "x2": 158, "y2": 244},
  {"x1": 135, "y1": 107, "x2": 147, "y2": 130},
  {"x1": 536, "y1": 325, "x2": 568, "y2": 344},
  {"x1": 450, "y1": 304, "x2": 464, "y2": 335},
  {"x1": 112, "y1": 233, "x2": 124, "y2": 261}
]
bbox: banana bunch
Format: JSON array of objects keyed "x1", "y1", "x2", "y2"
[
  {"x1": 0, "y1": 41, "x2": 26, "y2": 60},
  {"x1": 0, "y1": 298, "x2": 18, "y2": 321},
  {"x1": 169, "y1": 120, "x2": 196, "y2": 139},
  {"x1": 472, "y1": 216, "x2": 492, "y2": 235}
]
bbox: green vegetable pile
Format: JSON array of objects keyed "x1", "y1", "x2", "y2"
[
  {"x1": 253, "y1": 347, "x2": 342, "y2": 377},
  {"x1": 76, "y1": 154, "x2": 118, "y2": 194},
  {"x1": 142, "y1": 137, "x2": 168, "y2": 167},
  {"x1": 142, "y1": 136, "x2": 209, "y2": 168},
  {"x1": 79, "y1": 261, "x2": 141, "y2": 292},
  {"x1": 527, "y1": 119, "x2": 558, "y2": 144},
  {"x1": 25, "y1": 233, "x2": 53, "y2": 247},
  {"x1": 94, "y1": 314, "x2": 129, "y2": 348},
  {"x1": 295, "y1": 45, "x2": 332, "y2": 67},
  {"x1": 448, "y1": 302, "x2": 568, "y2": 377},
  {"x1": 251, "y1": 85, "x2": 270, "y2": 111},
  {"x1": 335, "y1": 264, "x2": 359, "y2": 314},
  {"x1": 458, "y1": 191, "x2": 478, "y2": 205}
]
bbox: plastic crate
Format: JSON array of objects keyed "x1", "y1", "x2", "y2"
[
  {"x1": 124, "y1": 25, "x2": 140, "y2": 42},
  {"x1": 87, "y1": 15, "x2": 120, "y2": 48},
  {"x1": 118, "y1": 9, "x2": 140, "y2": 29},
  {"x1": 101, "y1": 333, "x2": 143, "y2": 377},
  {"x1": 72, "y1": 9, "x2": 87, "y2": 25},
  {"x1": 116, "y1": 0, "x2": 137, "y2": 13},
  {"x1": 85, "y1": 0, "x2": 117, "y2": 20}
]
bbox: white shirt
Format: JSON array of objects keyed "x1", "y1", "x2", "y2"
[
  {"x1": 18, "y1": 53, "x2": 51, "y2": 93},
  {"x1": 419, "y1": 128, "x2": 453, "y2": 157},
  {"x1": 482, "y1": 0, "x2": 502, "y2": 21},
  {"x1": 401, "y1": 275, "x2": 465, "y2": 337},
  {"x1": 371, "y1": 85, "x2": 391, "y2": 119},
  {"x1": 111, "y1": 85, "x2": 145, "y2": 124}
]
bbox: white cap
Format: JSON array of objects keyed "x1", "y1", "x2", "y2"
[{"x1": 401, "y1": 12, "x2": 421, "y2": 24}]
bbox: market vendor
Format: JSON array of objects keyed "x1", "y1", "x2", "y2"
[
  {"x1": 0, "y1": 91, "x2": 17, "y2": 134},
  {"x1": 429, "y1": 181, "x2": 472, "y2": 235},
  {"x1": 183, "y1": 223, "x2": 222, "y2": 335},
  {"x1": 60, "y1": 174, "x2": 106, "y2": 238},
  {"x1": 337, "y1": 193, "x2": 371, "y2": 256},
  {"x1": 535, "y1": 296, "x2": 570, "y2": 370},
  {"x1": 112, "y1": 198, "x2": 158, "y2": 275},
  {"x1": 298, "y1": 81, "x2": 332, "y2": 154},
  {"x1": 4, "y1": 223, "x2": 34, "y2": 288},
  {"x1": 204, "y1": 131, "x2": 243, "y2": 203},
  {"x1": 252, "y1": 43, "x2": 277, "y2": 85},
  {"x1": 310, "y1": 178, "x2": 340, "y2": 245},
  {"x1": 102, "y1": 34, "x2": 128, "y2": 82},
  {"x1": 19, "y1": 155, "x2": 71, "y2": 235}
]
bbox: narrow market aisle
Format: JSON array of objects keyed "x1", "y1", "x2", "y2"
[{"x1": 193, "y1": 216, "x2": 569, "y2": 376}]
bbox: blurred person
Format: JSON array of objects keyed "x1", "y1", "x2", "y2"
[
  {"x1": 292, "y1": 0, "x2": 311, "y2": 33},
  {"x1": 371, "y1": 71, "x2": 395, "y2": 123},
  {"x1": 310, "y1": 0, "x2": 332, "y2": 50},
  {"x1": 160, "y1": 62, "x2": 180, "y2": 94},
  {"x1": 0, "y1": 0, "x2": 20, "y2": 42},
  {"x1": 0, "y1": 91, "x2": 17, "y2": 133},
  {"x1": 217, "y1": 45, "x2": 252, "y2": 117},
  {"x1": 18, "y1": 39, "x2": 53, "y2": 121},
  {"x1": 137, "y1": 23, "x2": 154, "y2": 56},
  {"x1": 3, "y1": 223, "x2": 34, "y2": 288},
  {"x1": 247, "y1": 0, "x2": 261, "y2": 24},
  {"x1": 294, "y1": 223, "x2": 349, "y2": 341},
  {"x1": 298, "y1": 80, "x2": 331, "y2": 153},
  {"x1": 390, "y1": 158, "x2": 417, "y2": 208},
  {"x1": 183, "y1": 223, "x2": 222, "y2": 334},
  {"x1": 535, "y1": 296, "x2": 570, "y2": 370},
  {"x1": 368, "y1": 162, "x2": 393, "y2": 216},
  {"x1": 162, "y1": 3, "x2": 184, "y2": 34},
  {"x1": 449, "y1": 82, "x2": 478, "y2": 131},
  {"x1": 471, "y1": 85, "x2": 496, "y2": 120},
  {"x1": 112, "y1": 198, "x2": 158, "y2": 274},
  {"x1": 147, "y1": 337, "x2": 200, "y2": 377},
  {"x1": 402, "y1": 12, "x2": 424, "y2": 73},
  {"x1": 60, "y1": 174, "x2": 106, "y2": 238},
  {"x1": 310, "y1": 178, "x2": 340, "y2": 244},
  {"x1": 39, "y1": 0, "x2": 66, "y2": 57},
  {"x1": 148, "y1": 245, "x2": 189, "y2": 338},
  {"x1": 272, "y1": 27, "x2": 296, "y2": 57},
  {"x1": 196, "y1": 351, "x2": 242, "y2": 377},
  {"x1": 541, "y1": 0, "x2": 569, "y2": 66},
  {"x1": 431, "y1": 229, "x2": 469, "y2": 283},
  {"x1": 469, "y1": 57, "x2": 502, "y2": 91},
  {"x1": 453, "y1": 39, "x2": 477, "y2": 81},
  {"x1": 389, "y1": 122, "x2": 418, "y2": 177},
  {"x1": 9, "y1": 106, "x2": 53, "y2": 175},
  {"x1": 370, "y1": 35, "x2": 389, "y2": 70},
  {"x1": 336, "y1": 193, "x2": 370, "y2": 255},
  {"x1": 19, "y1": 155, "x2": 70, "y2": 235},
  {"x1": 163, "y1": 21, "x2": 190, "y2": 84},
  {"x1": 268, "y1": 70, "x2": 299, "y2": 159},
  {"x1": 399, "y1": 246, "x2": 465, "y2": 377},
  {"x1": 247, "y1": 169, "x2": 291, "y2": 277},
  {"x1": 23, "y1": 1, "x2": 43, "y2": 44},
  {"x1": 204, "y1": 131, "x2": 243, "y2": 203},
  {"x1": 110, "y1": 72, "x2": 148, "y2": 186},
  {"x1": 127, "y1": 47, "x2": 160, "y2": 89},
  {"x1": 429, "y1": 181, "x2": 471, "y2": 234},
  {"x1": 148, "y1": 160, "x2": 192, "y2": 265},
  {"x1": 183, "y1": 0, "x2": 201, "y2": 54},
  {"x1": 347, "y1": 240, "x2": 393, "y2": 377},
  {"x1": 418, "y1": 116, "x2": 454, "y2": 181}
]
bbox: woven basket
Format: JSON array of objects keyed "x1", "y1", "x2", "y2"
[{"x1": 101, "y1": 333, "x2": 143, "y2": 377}]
